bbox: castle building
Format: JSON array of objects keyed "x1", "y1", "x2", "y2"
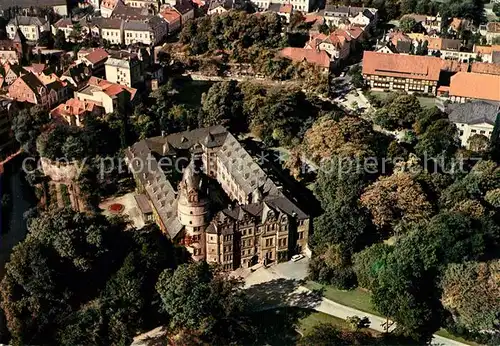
[{"x1": 125, "y1": 126, "x2": 310, "y2": 269}]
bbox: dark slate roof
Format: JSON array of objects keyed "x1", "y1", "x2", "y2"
[
  {"x1": 448, "y1": 101, "x2": 499, "y2": 125},
  {"x1": 492, "y1": 51, "x2": 500, "y2": 64},
  {"x1": 174, "y1": 1, "x2": 194, "y2": 14},
  {"x1": 208, "y1": 0, "x2": 232, "y2": 11},
  {"x1": 20, "y1": 72, "x2": 45, "y2": 94},
  {"x1": 268, "y1": 3, "x2": 281, "y2": 12},
  {"x1": 0, "y1": 0, "x2": 66, "y2": 10},
  {"x1": 264, "y1": 197, "x2": 308, "y2": 220},
  {"x1": 396, "y1": 40, "x2": 412, "y2": 53},
  {"x1": 441, "y1": 39, "x2": 461, "y2": 51},
  {"x1": 91, "y1": 17, "x2": 123, "y2": 29},
  {"x1": 8, "y1": 16, "x2": 47, "y2": 26}
]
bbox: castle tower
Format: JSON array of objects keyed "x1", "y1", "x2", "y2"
[{"x1": 177, "y1": 161, "x2": 209, "y2": 261}]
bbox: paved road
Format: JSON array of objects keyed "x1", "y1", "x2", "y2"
[{"x1": 242, "y1": 259, "x2": 467, "y2": 346}]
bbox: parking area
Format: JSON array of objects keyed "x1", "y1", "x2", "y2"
[{"x1": 238, "y1": 256, "x2": 310, "y2": 288}]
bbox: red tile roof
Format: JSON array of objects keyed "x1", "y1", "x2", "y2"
[
  {"x1": 362, "y1": 51, "x2": 442, "y2": 81},
  {"x1": 84, "y1": 48, "x2": 109, "y2": 65},
  {"x1": 449, "y1": 72, "x2": 500, "y2": 102},
  {"x1": 470, "y1": 62, "x2": 500, "y2": 75},
  {"x1": 473, "y1": 45, "x2": 500, "y2": 54},
  {"x1": 160, "y1": 8, "x2": 181, "y2": 23},
  {"x1": 279, "y1": 4, "x2": 292, "y2": 13},
  {"x1": 50, "y1": 98, "x2": 101, "y2": 119},
  {"x1": 279, "y1": 47, "x2": 331, "y2": 69},
  {"x1": 88, "y1": 76, "x2": 138, "y2": 100}
]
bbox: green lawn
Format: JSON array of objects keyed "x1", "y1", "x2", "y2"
[
  {"x1": 369, "y1": 91, "x2": 437, "y2": 109},
  {"x1": 306, "y1": 281, "x2": 377, "y2": 315},
  {"x1": 306, "y1": 281, "x2": 478, "y2": 345},
  {"x1": 297, "y1": 311, "x2": 350, "y2": 335}
]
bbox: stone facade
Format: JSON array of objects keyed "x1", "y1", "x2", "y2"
[{"x1": 125, "y1": 126, "x2": 311, "y2": 270}]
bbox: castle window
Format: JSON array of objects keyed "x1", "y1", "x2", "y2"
[
  {"x1": 190, "y1": 211, "x2": 193, "y2": 214},
  {"x1": 189, "y1": 221, "x2": 192, "y2": 224}
]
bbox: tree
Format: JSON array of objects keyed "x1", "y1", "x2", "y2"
[
  {"x1": 468, "y1": 134, "x2": 489, "y2": 152},
  {"x1": 441, "y1": 260, "x2": 500, "y2": 331},
  {"x1": 400, "y1": 17, "x2": 417, "y2": 33},
  {"x1": 353, "y1": 243, "x2": 392, "y2": 291},
  {"x1": 414, "y1": 118, "x2": 459, "y2": 164},
  {"x1": 0, "y1": 209, "x2": 181, "y2": 345},
  {"x1": 309, "y1": 243, "x2": 357, "y2": 289},
  {"x1": 11, "y1": 105, "x2": 50, "y2": 153},
  {"x1": 494, "y1": 3, "x2": 500, "y2": 17},
  {"x1": 373, "y1": 93, "x2": 422, "y2": 130},
  {"x1": 200, "y1": 81, "x2": 244, "y2": 131},
  {"x1": 371, "y1": 242, "x2": 443, "y2": 342},
  {"x1": 156, "y1": 262, "x2": 246, "y2": 338},
  {"x1": 54, "y1": 29, "x2": 66, "y2": 50},
  {"x1": 304, "y1": 115, "x2": 383, "y2": 161},
  {"x1": 360, "y1": 172, "x2": 433, "y2": 233}
]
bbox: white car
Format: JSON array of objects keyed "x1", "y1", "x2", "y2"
[{"x1": 291, "y1": 254, "x2": 305, "y2": 262}]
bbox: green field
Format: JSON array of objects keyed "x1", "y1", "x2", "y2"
[{"x1": 306, "y1": 281, "x2": 377, "y2": 315}]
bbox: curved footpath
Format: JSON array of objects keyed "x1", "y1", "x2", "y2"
[{"x1": 242, "y1": 261, "x2": 467, "y2": 346}]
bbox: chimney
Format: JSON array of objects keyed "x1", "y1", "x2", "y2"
[
  {"x1": 161, "y1": 130, "x2": 166, "y2": 137},
  {"x1": 228, "y1": 204, "x2": 232, "y2": 210}
]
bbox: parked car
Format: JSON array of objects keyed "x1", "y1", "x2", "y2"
[{"x1": 291, "y1": 254, "x2": 305, "y2": 262}]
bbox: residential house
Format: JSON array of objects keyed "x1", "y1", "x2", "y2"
[
  {"x1": 111, "y1": 2, "x2": 153, "y2": 19},
  {"x1": 279, "y1": 47, "x2": 331, "y2": 73},
  {"x1": 401, "y1": 13, "x2": 442, "y2": 32},
  {"x1": 50, "y1": 98, "x2": 105, "y2": 127},
  {"x1": 100, "y1": 18, "x2": 124, "y2": 45},
  {"x1": 8, "y1": 73, "x2": 50, "y2": 107},
  {"x1": 124, "y1": 0, "x2": 159, "y2": 11},
  {"x1": 305, "y1": 32, "x2": 350, "y2": 61},
  {"x1": 0, "y1": 39, "x2": 22, "y2": 64},
  {"x1": 101, "y1": 0, "x2": 123, "y2": 17},
  {"x1": 423, "y1": 37, "x2": 476, "y2": 61},
  {"x1": 323, "y1": 5, "x2": 378, "y2": 29},
  {"x1": 124, "y1": 17, "x2": 168, "y2": 45},
  {"x1": 473, "y1": 44, "x2": 500, "y2": 63},
  {"x1": 35, "y1": 72, "x2": 70, "y2": 106},
  {"x1": 484, "y1": 22, "x2": 500, "y2": 44},
  {"x1": 2, "y1": 63, "x2": 27, "y2": 85},
  {"x1": 447, "y1": 101, "x2": 499, "y2": 147},
  {"x1": 207, "y1": 0, "x2": 233, "y2": 15},
  {"x1": 159, "y1": 7, "x2": 182, "y2": 34},
  {"x1": 444, "y1": 72, "x2": 500, "y2": 103},
  {"x1": 0, "y1": 0, "x2": 69, "y2": 16},
  {"x1": 52, "y1": 18, "x2": 89, "y2": 41},
  {"x1": 105, "y1": 51, "x2": 143, "y2": 87},
  {"x1": 61, "y1": 63, "x2": 93, "y2": 90},
  {"x1": 79, "y1": 48, "x2": 110, "y2": 76},
  {"x1": 75, "y1": 76, "x2": 137, "y2": 113},
  {"x1": 253, "y1": 0, "x2": 310, "y2": 12},
  {"x1": 376, "y1": 44, "x2": 399, "y2": 54},
  {"x1": 362, "y1": 51, "x2": 442, "y2": 94},
  {"x1": 267, "y1": 3, "x2": 293, "y2": 23},
  {"x1": 6, "y1": 16, "x2": 50, "y2": 41},
  {"x1": 24, "y1": 63, "x2": 51, "y2": 74},
  {"x1": 173, "y1": 0, "x2": 195, "y2": 25},
  {"x1": 303, "y1": 13, "x2": 325, "y2": 35},
  {"x1": 386, "y1": 31, "x2": 413, "y2": 54}
]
